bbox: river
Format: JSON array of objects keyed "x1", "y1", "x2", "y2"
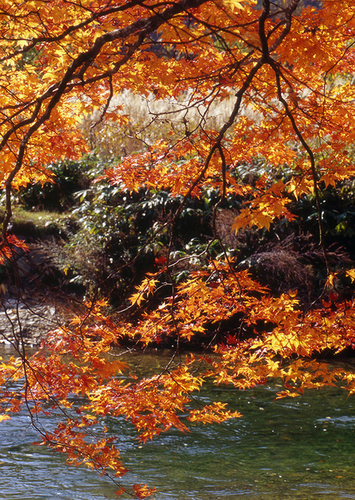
[{"x1": 1, "y1": 347, "x2": 355, "y2": 499}]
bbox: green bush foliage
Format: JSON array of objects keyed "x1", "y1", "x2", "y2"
[
  {"x1": 16, "y1": 154, "x2": 355, "y2": 307},
  {"x1": 16, "y1": 159, "x2": 91, "y2": 212},
  {"x1": 26, "y1": 155, "x2": 238, "y2": 303}
]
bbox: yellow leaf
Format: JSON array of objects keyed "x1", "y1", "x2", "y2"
[
  {"x1": 274, "y1": 390, "x2": 300, "y2": 400},
  {"x1": 326, "y1": 272, "x2": 338, "y2": 287},
  {"x1": 346, "y1": 269, "x2": 355, "y2": 283},
  {"x1": 224, "y1": 0, "x2": 244, "y2": 10}
]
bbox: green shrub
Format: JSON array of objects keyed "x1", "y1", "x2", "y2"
[
  {"x1": 36, "y1": 156, "x2": 242, "y2": 303},
  {"x1": 16, "y1": 158, "x2": 93, "y2": 212}
]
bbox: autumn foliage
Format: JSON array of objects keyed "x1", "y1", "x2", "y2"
[{"x1": 1, "y1": 0, "x2": 355, "y2": 496}]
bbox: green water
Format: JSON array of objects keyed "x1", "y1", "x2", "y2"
[
  {"x1": 1, "y1": 348, "x2": 355, "y2": 499},
  {"x1": 117, "y1": 382, "x2": 355, "y2": 500}
]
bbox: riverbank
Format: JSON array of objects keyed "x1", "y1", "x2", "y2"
[{"x1": 0, "y1": 296, "x2": 73, "y2": 347}]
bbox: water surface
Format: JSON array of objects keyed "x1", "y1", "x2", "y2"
[{"x1": 1, "y1": 347, "x2": 355, "y2": 499}]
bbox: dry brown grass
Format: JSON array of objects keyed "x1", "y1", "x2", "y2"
[{"x1": 80, "y1": 89, "x2": 257, "y2": 158}]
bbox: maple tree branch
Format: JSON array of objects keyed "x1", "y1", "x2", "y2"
[
  {"x1": 272, "y1": 64, "x2": 330, "y2": 274},
  {"x1": 162, "y1": 3, "x2": 276, "y2": 279},
  {"x1": 0, "y1": 0, "x2": 146, "y2": 63},
  {"x1": 254, "y1": 0, "x2": 330, "y2": 274},
  {"x1": 167, "y1": 57, "x2": 266, "y2": 234},
  {"x1": 90, "y1": 75, "x2": 114, "y2": 130},
  {"x1": 259, "y1": 0, "x2": 271, "y2": 60},
  {"x1": 1, "y1": 0, "x2": 212, "y2": 241},
  {"x1": 268, "y1": 0, "x2": 301, "y2": 53},
  {"x1": 1, "y1": 0, "x2": 211, "y2": 147}
]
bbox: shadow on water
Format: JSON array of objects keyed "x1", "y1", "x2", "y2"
[{"x1": 1, "y1": 346, "x2": 355, "y2": 499}]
